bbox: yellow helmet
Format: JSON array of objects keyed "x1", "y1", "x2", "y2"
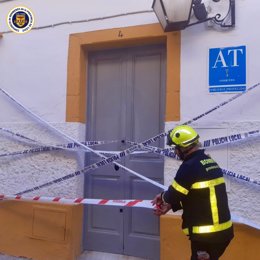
[{"x1": 167, "y1": 125, "x2": 199, "y2": 148}]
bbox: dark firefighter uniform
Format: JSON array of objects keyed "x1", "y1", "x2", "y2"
[{"x1": 162, "y1": 149, "x2": 234, "y2": 247}]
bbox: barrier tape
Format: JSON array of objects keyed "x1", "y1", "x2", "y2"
[
  {"x1": 222, "y1": 168, "x2": 260, "y2": 186},
  {"x1": 118, "y1": 128, "x2": 260, "y2": 158},
  {"x1": 126, "y1": 130, "x2": 260, "y2": 187},
  {"x1": 1, "y1": 82, "x2": 259, "y2": 160},
  {"x1": 0, "y1": 140, "x2": 118, "y2": 158},
  {"x1": 95, "y1": 150, "x2": 153, "y2": 155},
  {"x1": 1, "y1": 83, "x2": 259, "y2": 195},
  {"x1": 12, "y1": 139, "x2": 167, "y2": 195},
  {"x1": 0, "y1": 127, "x2": 39, "y2": 144},
  {"x1": 0, "y1": 119, "x2": 259, "y2": 188},
  {"x1": 0, "y1": 88, "x2": 167, "y2": 193},
  {"x1": 0, "y1": 85, "x2": 259, "y2": 229},
  {"x1": 0, "y1": 145, "x2": 154, "y2": 158},
  {"x1": 0, "y1": 127, "x2": 75, "y2": 153},
  {"x1": 15, "y1": 145, "x2": 259, "y2": 198},
  {"x1": 3, "y1": 140, "x2": 259, "y2": 189},
  {"x1": 0, "y1": 126, "x2": 118, "y2": 148},
  {"x1": 0, "y1": 194, "x2": 154, "y2": 209},
  {"x1": 125, "y1": 140, "x2": 177, "y2": 158},
  {"x1": 184, "y1": 83, "x2": 260, "y2": 125},
  {"x1": 202, "y1": 130, "x2": 260, "y2": 148},
  {"x1": 1, "y1": 193, "x2": 258, "y2": 229},
  {"x1": 15, "y1": 152, "x2": 167, "y2": 195},
  {"x1": 3, "y1": 127, "x2": 259, "y2": 159}
]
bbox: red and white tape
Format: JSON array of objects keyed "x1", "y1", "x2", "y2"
[
  {"x1": 0, "y1": 194, "x2": 154, "y2": 209},
  {"x1": 1, "y1": 194, "x2": 259, "y2": 229}
]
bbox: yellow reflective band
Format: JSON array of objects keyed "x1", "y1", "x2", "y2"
[
  {"x1": 183, "y1": 220, "x2": 232, "y2": 235},
  {"x1": 191, "y1": 177, "x2": 225, "y2": 189},
  {"x1": 192, "y1": 220, "x2": 232, "y2": 234},
  {"x1": 210, "y1": 186, "x2": 219, "y2": 224},
  {"x1": 183, "y1": 228, "x2": 189, "y2": 235},
  {"x1": 191, "y1": 177, "x2": 224, "y2": 225},
  {"x1": 171, "y1": 180, "x2": 189, "y2": 195},
  {"x1": 181, "y1": 177, "x2": 229, "y2": 236}
]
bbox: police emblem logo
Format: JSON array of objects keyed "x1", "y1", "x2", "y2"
[
  {"x1": 14, "y1": 13, "x2": 28, "y2": 27},
  {"x1": 7, "y1": 6, "x2": 34, "y2": 34}
]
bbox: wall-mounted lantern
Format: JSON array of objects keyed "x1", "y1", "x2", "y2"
[{"x1": 152, "y1": 0, "x2": 235, "y2": 32}]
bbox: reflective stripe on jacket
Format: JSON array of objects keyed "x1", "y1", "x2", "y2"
[{"x1": 163, "y1": 149, "x2": 234, "y2": 242}]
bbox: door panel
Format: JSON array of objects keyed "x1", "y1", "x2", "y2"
[
  {"x1": 123, "y1": 49, "x2": 165, "y2": 259},
  {"x1": 84, "y1": 45, "x2": 166, "y2": 260},
  {"x1": 84, "y1": 52, "x2": 126, "y2": 253}
]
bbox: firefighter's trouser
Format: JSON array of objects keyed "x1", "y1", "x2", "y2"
[{"x1": 190, "y1": 240, "x2": 231, "y2": 260}]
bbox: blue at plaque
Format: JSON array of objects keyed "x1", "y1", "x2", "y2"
[{"x1": 209, "y1": 46, "x2": 246, "y2": 93}]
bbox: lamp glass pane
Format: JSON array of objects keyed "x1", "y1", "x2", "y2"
[{"x1": 162, "y1": 0, "x2": 193, "y2": 22}]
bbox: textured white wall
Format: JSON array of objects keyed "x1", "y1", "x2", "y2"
[
  {"x1": 0, "y1": 121, "x2": 86, "y2": 198},
  {"x1": 0, "y1": 0, "x2": 156, "y2": 196},
  {"x1": 181, "y1": 0, "x2": 260, "y2": 122},
  {"x1": 0, "y1": 0, "x2": 259, "y2": 229},
  {"x1": 176, "y1": 0, "x2": 260, "y2": 228}
]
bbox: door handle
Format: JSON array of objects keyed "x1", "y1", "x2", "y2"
[{"x1": 114, "y1": 164, "x2": 120, "y2": 171}]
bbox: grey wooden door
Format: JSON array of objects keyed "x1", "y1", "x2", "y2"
[{"x1": 84, "y1": 44, "x2": 166, "y2": 260}]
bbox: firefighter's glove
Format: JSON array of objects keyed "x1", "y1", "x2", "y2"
[{"x1": 152, "y1": 192, "x2": 171, "y2": 216}]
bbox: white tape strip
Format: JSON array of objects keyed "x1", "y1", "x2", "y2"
[
  {"x1": 1, "y1": 194, "x2": 259, "y2": 229},
  {"x1": 1, "y1": 99, "x2": 259, "y2": 188},
  {"x1": 0, "y1": 127, "x2": 119, "y2": 148},
  {"x1": 126, "y1": 134, "x2": 260, "y2": 187},
  {"x1": 0, "y1": 129, "x2": 152, "y2": 158},
  {"x1": 0, "y1": 194, "x2": 154, "y2": 209},
  {"x1": 15, "y1": 156, "x2": 167, "y2": 195},
  {"x1": 1, "y1": 84, "x2": 260, "y2": 194},
  {"x1": 125, "y1": 140, "x2": 177, "y2": 158},
  {"x1": 0, "y1": 148, "x2": 152, "y2": 158},
  {"x1": 1, "y1": 85, "x2": 260, "y2": 229},
  {"x1": 202, "y1": 130, "x2": 260, "y2": 148},
  {"x1": 0, "y1": 140, "x2": 119, "y2": 158},
  {"x1": 127, "y1": 129, "x2": 260, "y2": 158},
  {"x1": 184, "y1": 83, "x2": 260, "y2": 125},
  {"x1": 0, "y1": 89, "x2": 167, "y2": 194},
  {"x1": 0, "y1": 127, "x2": 40, "y2": 144},
  {"x1": 2, "y1": 81, "x2": 258, "y2": 174},
  {"x1": 222, "y1": 168, "x2": 260, "y2": 186}
]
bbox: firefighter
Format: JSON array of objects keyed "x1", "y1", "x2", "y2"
[{"x1": 152, "y1": 125, "x2": 234, "y2": 260}]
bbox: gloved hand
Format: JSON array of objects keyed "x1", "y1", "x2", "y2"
[
  {"x1": 152, "y1": 193, "x2": 171, "y2": 216},
  {"x1": 153, "y1": 203, "x2": 172, "y2": 216},
  {"x1": 152, "y1": 193, "x2": 164, "y2": 207}
]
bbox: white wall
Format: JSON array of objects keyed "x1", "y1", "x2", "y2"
[
  {"x1": 178, "y1": 0, "x2": 260, "y2": 228},
  {"x1": 0, "y1": 0, "x2": 155, "y2": 122},
  {"x1": 181, "y1": 0, "x2": 260, "y2": 122},
  {"x1": 0, "y1": 0, "x2": 156, "y2": 198},
  {"x1": 0, "y1": 0, "x2": 259, "y2": 229}
]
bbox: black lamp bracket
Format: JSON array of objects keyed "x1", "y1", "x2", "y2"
[{"x1": 187, "y1": 0, "x2": 235, "y2": 29}]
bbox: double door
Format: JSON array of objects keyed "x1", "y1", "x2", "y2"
[{"x1": 84, "y1": 44, "x2": 166, "y2": 260}]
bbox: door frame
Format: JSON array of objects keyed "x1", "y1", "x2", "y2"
[
  {"x1": 66, "y1": 23, "x2": 180, "y2": 123},
  {"x1": 83, "y1": 45, "x2": 166, "y2": 257}
]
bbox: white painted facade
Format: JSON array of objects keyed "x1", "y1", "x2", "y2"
[{"x1": 0, "y1": 0, "x2": 259, "y2": 230}]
